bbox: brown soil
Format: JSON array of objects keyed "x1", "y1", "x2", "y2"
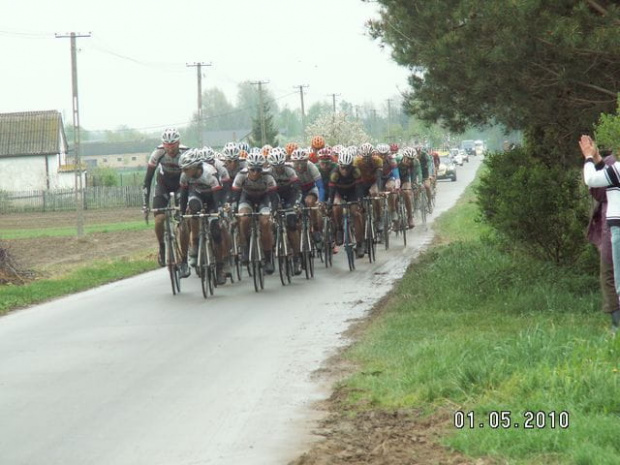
[{"x1": 1, "y1": 208, "x2": 155, "y2": 281}]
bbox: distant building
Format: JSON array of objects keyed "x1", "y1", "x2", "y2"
[
  {"x1": 0, "y1": 110, "x2": 84, "y2": 191},
  {"x1": 202, "y1": 129, "x2": 252, "y2": 148}
]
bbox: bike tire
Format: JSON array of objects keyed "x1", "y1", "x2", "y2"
[
  {"x1": 200, "y1": 241, "x2": 208, "y2": 299},
  {"x1": 166, "y1": 236, "x2": 178, "y2": 296},
  {"x1": 383, "y1": 210, "x2": 390, "y2": 251},
  {"x1": 252, "y1": 260, "x2": 260, "y2": 292},
  {"x1": 278, "y1": 255, "x2": 287, "y2": 286},
  {"x1": 208, "y1": 265, "x2": 216, "y2": 295},
  {"x1": 286, "y1": 256, "x2": 293, "y2": 283}
]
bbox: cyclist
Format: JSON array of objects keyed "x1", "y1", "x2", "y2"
[
  {"x1": 317, "y1": 147, "x2": 337, "y2": 195},
  {"x1": 418, "y1": 148, "x2": 435, "y2": 210},
  {"x1": 291, "y1": 147, "x2": 325, "y2": 249},
  {"x1": 376, "y1": 143, "x2": 400, "y2": 228},
  {"x1": 309, "y1": 135, "x2": 325, "y2": 164},
  {"x1": 326, "y1": 149, "x2": 365, "y2": 258},
  {"x1": 396, "y1": 147, "x2": 422, "y2": 229},
  {"x1": 142, "y1": 128, "x2": 189, "y2": 266},
  {"x1": 231, "y1": 152, "x2": 279, "y2": 275},
  {"x1": 353, "y1": 142, "x2": 384, "y2": 234},
  {"x1": 178, "y1": 149, "x2": 227, "y2": 283},
  {"x1": 284, "y1": 142, "x2": 299, "y2": 162},
  {"x1": 267, "y1": 148, "x2": 303, "y2": 275}
]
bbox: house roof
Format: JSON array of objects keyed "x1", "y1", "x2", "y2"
[{"x1": 0, "y1": 110, "x2": 68, "y2": 157}]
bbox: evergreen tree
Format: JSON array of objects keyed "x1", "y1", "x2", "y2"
[
  {"x1": 249, "y1": 100, "x2": 279, "y2": 147},
  {"x1": 368, "y1": 0, "x2": 620, "y2": 165}
]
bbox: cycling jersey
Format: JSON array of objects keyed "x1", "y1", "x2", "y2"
[
  {"x1": 147, "y1": 144, "x2": 189, "y2": 178},
  {"x1": 395, "y1": 155, "x2": 422, "y2": 184},
  {"x1": 379, "y1": 154, "x2": 399, "y2": 181},
  {"x1": 354, "y1": 156, "x2": 383, "y2": 184},
  {"x1": 267, "y1": 165, "x2": 301, "y2": 207},
  {"x1": 231, "y1": 169, "x2": 278, "y2": 207},
  {"x1": 294, "y1": 161, "x2": 325, "y2": 200},
  {"x1": 328, "y1": 166, "x2": 363, "y2": 203},
  {"x1": 179, "y1": 163, "x2": 223, "y2": 214}
]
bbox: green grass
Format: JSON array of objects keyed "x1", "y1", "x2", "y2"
[
  {"x1": 339, "y1": 179, "x2": 620, "y2": 463},
  {"x1": 0, "y1": 221, "x2": 150, "y2": 239},
  {"x1": 0, "y1": 256, "x2": 158, "y2": 315}
]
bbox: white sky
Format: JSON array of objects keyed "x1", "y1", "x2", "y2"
[{"x1": 0, "y1": 0, "x2": 410, "y2": 132}]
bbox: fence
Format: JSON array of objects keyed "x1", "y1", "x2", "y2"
[{"x1": 0, "y1": 186, "x2": 143, "y2": 213}]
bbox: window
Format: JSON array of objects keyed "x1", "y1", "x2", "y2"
[
  {"x1": 117, "y1": 157, "x2": 122, "y2": 162},
  {"x1": 103, "y1": 158, "x2": 108, "y2": 163},
  {"x1": 131, "y1": 157, "x2": 137, "y2": 161}
]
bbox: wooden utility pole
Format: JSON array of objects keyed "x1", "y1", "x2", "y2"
[
  {"x1": 328, "y1": 93, "x2": 341, "y2": 114},
  {"x1": 186, "y1": 62, "x2": 212, "y2": 145},
  {"x1": 56, "y1": 31, "x2": 91, "y2": 238},
  {"x1": 387, "y1": 98, "x2": 393, "y2": 140},
  {"x1": 294, "y1": 84, "x2": 309, "y2": 143},
  {"x1": 251, "y1": 80, "x2": 269, "y2": 146}
]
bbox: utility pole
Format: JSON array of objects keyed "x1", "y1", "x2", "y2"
[
  {"x1": 386, "y1": 98, "x2": 393, "y2": 141},
  {"x1": 186, "y1": 62, "x2": 212, "y2": 145},
  {"x1": 251, "y1": 80, "x2": 269, "y2": 146},
  {"x1": 328, "y1": 93, "x2": 341, "y2": 114},
  {"x1": 56, "y1": 31, "x2": 91, "y2": 238},
  {"x1": 371, "y1": 109, "x2": 378, "y2": 139},
  {"x1": 294, "y1": 84, "x2": 309, "y2": 143}
]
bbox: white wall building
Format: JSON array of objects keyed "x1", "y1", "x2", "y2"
[{"x1": 0, "y1": 110, "x2": 84, "y2": 192}]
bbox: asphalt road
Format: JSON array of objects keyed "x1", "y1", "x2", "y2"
[{"x1": 0, "y1": 156, "x2": 482, "y2": 465}]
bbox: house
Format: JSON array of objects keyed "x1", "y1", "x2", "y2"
[{"x1": 0, "y1": 110, "x2": 84, "y2": 191}]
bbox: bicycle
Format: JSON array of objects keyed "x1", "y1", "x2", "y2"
[
  {"x1": 413, "y1": 184, "x2": 428, "y2": 226},
  {"x1": 340, "y1": 201, "x2": 358, "y2": 271},
  {"x1": 378, "y1": 192, "x2": 392, "y2": 251},
  {"x1": 226, "y1": 209, "x2": 243, "y2": 282},
  {"x1": 151, "y1": 195, "x2": 184, "y2": 296},
  {"x1": 236, "y1": 209, "x2": 268, "y2": 293},
  {"x1": 321, "y1": 208, "x2": 335, "y2": 268},
  {"x1": 393, "y1": 189, "x2": 409, "y2": 247},
  {"x1": 361, "y1": 196, "x2": 377, "y2": 263},
  {"x1": 274, "y1": 207, "x2": 295, "y2": 286},
  {"x1": 183, "y1": 210, "x2": 220, "y2": 299},
  {"x1": 298, "y1": 206, "x2": 318, "y2": 279}
]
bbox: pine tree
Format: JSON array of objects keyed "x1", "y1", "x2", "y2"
[{"x1": 249, "y1": 100, "x2": 279, "y2": 147}]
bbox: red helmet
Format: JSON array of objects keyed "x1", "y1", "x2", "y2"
[
  {"x1": 390, "y1": 143, "x2": 399, "y2": 153},
  {"x1": 311, "y1": 135, "x2": 325, "y2": 150},
  {"x1": 317, "y1": 147, "x2": 333, "y2": 160}
]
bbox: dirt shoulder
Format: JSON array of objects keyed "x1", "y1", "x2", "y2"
[{"x1": 1, "y1": 208, "x2": 156, "y2": 281}]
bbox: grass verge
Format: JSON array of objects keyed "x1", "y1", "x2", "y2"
[
  {"x1": 338, "y1": 180, "x2": 620, "y2": 464},
  {"x1": 0, "y1": 221, "x2": 150, "y2": 239},
  {"x1": 0, "y1": 254, "x2": 158, "y2": 316}
]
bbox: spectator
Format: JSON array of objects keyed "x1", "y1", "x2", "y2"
[{"x1": 580, "y1": 135, "x2": 620, "y2": 333}]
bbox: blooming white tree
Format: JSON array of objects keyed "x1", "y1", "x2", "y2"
[{"x1": 305, "y1": 112, "x2": 372, "y2": 146}]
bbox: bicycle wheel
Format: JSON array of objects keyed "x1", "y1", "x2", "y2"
[
  {"x1": 165, "y1": 233, "x2": 179, "y2": 296},
  {"x1": 345, "y1": 219, "x2": 355, "y2": 271},
  {"x1": 199, "y1": 238, "x2": 209, "y2": 299},
  {"x1": 277, "y1": 228, "x2": 287, "y2": 286},
  {"x1": 252, "y1": 259, "x2": 260, "y2": 292},
  {"x1": 399, "y1": 200, "x2": 408, "y2": 246},
  {"x1": 323, "y1": 219, "x2": 333, "y2": 268},
  {"x1": 383, "y1": 208, "x2": 390, "y2": 251},
  {"x1": 286, "y1": 255, "x2": 293, "y2": 284},
  {"x1": 419, "y1": 190, "x2": 427, "y2": 225},
  {"x1": 208, "y1": 263, "x2": 216, "y2": 295}
]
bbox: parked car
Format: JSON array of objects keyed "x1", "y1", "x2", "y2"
[
  {"x1": 437, "y1": 156, "x2": 457, "y2": 182},
  {"x1": 449, "y1": 148, "x2": 463, "y2": 166},
  {"x1": 459, "y1": 149, "x2": 469, "y2": 163}
]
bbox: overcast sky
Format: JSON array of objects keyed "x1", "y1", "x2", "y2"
[{"x1": 1, "y1": 0, "x2": 410, "y2": 132}]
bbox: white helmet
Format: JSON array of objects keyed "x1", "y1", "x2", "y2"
[
  {"x1": 201, "y1": 146, "x2": 216, "y2": 162},
  {"x1": 359, "y1": 142, "x2": 374, "y2": 157},
  {"x1": 268, "y1": 149, "x2": 286, "y2": 166},
  {"x1": 290, "y1": 148, "x2": 308, "y2": 161},
  {"x1": 179, "y1": 148, "x2": 202, "y2": 169},
  {"x1": 161, "y1": 128, "x2": 180, "y2": 144},
  {"x1": 223, "y1": 142, "x2": 240, "y2": 160},
  {"x1": 376, "y1": 143, "x2": 390, "y2": 155},
  {"x1": 246, "y1": 152, "x2": 266, "y2": 169},
  {"x1": 338, "y1": 151, "x2": 354, "y2": 166}
]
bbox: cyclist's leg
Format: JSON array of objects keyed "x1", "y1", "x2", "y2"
[
  {"x1": 304, "y1": 189, "x2": 322, "y2": 244},
  {"x1": 402, "y1": 182, "x2": 414, "y2": 228},
  {"x1": 258, "y1": 198, "x2": 275, "y2": 274}
]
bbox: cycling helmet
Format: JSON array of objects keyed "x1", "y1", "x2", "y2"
[
  {"x1": 376, "y1": 143, "x2": 390, "y2": 155},
  {"x1": 338, "y1": 151, "x2": 354, "y2": 166},
  {"x1": 284, "y1": 142, "x2": 299, "y2": 156},
  {"x1": 402, "y1": 147, "x2": 416, "y2": 159},
  {"x1": 222, "y1": 142, "x2": 240, "y2": 159},
  {"x1": 268, "y1": 150, "x2": 286, "y2": 166},
  {"x1": 238, "y1": 149, "x2": 248, "y2": 160},
  {"x1": 390, "y1": 143, "x2": 399, "y2": 153},
  {"x1": 317, "y1": 147, "x2": 333, "y2": 160},
  {"x1": 311, "y1": 135, "x2": 325, "y2": 150},
  {"x1": 359, "y1": 142, "x2": 374, "y2": 157},
  {"x1": 261, "y1": 144, "x2": 273, "y2": 156},
  {"x1": 200, "y1": 146, "x2": 216, "y2": 162},
  {"x1": 237, "y1": 142, "x2": 250, "y2": 153},
  {"x1": 246, "y1": 152, "x2": 265, "y2": 169},
  {"x1": 332, "y1": 145, "x2": 344, "y2": 156},
  {"x1": 249, "y1": 147, "x2": 262, "y2": 156},
  {"x1": 291, "y1": 148, "x2": 309, "y2": 161},
  {"x1": 179, "y1": 148, "x2": 202, "y2": 169},
  {"x1": 161, "y1": 127, "x2": 180, "y2": 144},
  {"x1": 347, "y1": 145, "x2": 358, "y2": 156}
]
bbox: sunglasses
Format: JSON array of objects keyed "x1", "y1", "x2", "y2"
[{"x1": 249, "y1": 167, "x2": 262, "y2": 173}]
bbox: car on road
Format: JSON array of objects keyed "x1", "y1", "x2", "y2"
[
  {"x1": 437, "y1": 156, "x2": 457, "y2": 182},
  {"x1": 459, "y1": 149, "x2": 469, "y2": 163},
  {"x1": 449, "y1": 148, "x2": 463, "y2": 166}
]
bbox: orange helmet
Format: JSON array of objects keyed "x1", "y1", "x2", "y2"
[
  {"x1": 238, "y1": 149, "x2": 248, "y2": 159},
  {"x1": 311, "y1": 135, "x2": 325, "y2": 150},
  {"x1": 284, "y1": 142, "x2": 299, "y2": 156}
]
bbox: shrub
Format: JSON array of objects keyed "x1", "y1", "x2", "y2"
[{"x1": 476, "y1": 148, "x2": 590, "y2": 265}]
